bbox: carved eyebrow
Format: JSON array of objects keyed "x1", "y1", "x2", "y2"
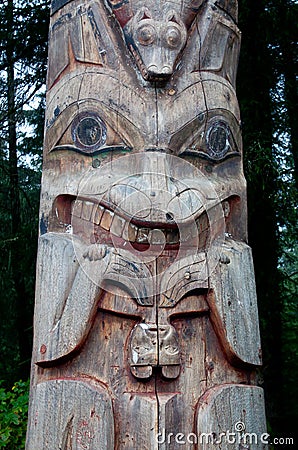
[
  {"x1": 168, "y1": 113, "x2": 207, "y2": 153},
  {"x1": 169, "y1": 109, "x2": 241, "y2": 156},
  {"x1": 45, "y1": 101, "x2": 144, "y2": 153},
  {"x1": 51, "y1": 144, "x2": 132, "y2": 157},
  {"x1": 180, "y1": 149, "x2": 240, "y2": 164}
]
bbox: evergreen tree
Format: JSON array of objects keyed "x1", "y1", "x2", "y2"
[
  {"x1": 238, "y1": 0, "x2": 298, "y2": 438},
  {"x1": 0, "y1": 0, "x2": 49, "y2": 383}
]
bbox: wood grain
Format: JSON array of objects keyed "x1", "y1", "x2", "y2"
[{"x1": 27, "y1": 1, "x2": 267, "y2": 448}]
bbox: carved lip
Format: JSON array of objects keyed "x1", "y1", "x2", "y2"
[
  {"x1": 53, "y1": 195, "x2": 212, "y2": 250},
  {"x1": 71, "y1": 197, "x2": 199, "y2": 249}
]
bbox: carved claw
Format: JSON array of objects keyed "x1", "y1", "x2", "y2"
[
  {"x1": 131, "y1": 366, "x2": 153, "y2": 379},
  {"x1": 83, "y1": 244, "x2": 108, "y2": 261},
  {"x1": 162, "y1": 365, "x2": 180, "y2": 379}
]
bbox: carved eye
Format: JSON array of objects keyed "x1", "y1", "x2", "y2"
[
  {"x1": 165, "y1": 26, "x2": 182, "y2": 48},
  {"x1": 72, "y1": 113, "x2": 107, "y2": 152},
  {"x1": 177, "y1": 113, "x2": 240, "y2": 162},
  {"x1": 136, "y1": 24, "x2": 156, "y2": 46},
  {"x1": 206, "y1": 121, "x2": 231, "y2": 159}
]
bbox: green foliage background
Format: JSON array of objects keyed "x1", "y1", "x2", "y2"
[{"x1": 0, "y1": 380, "x2": 29, "y2": 449}]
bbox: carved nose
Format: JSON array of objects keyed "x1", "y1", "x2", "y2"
[
  {"x1": 108, "y1": 151, "x2": 175, "y2": 222},
  {"x1": 147, "y1": 64, "x2": 172, "y2": 78},
  {"x1": 110, "y1": 151, "x2": 205, "y2": 223},
  {"x1": 109, "y1": 184, "x2": 152, "y2": 219}
]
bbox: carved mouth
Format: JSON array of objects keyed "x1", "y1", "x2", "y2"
[
  {"x1": 52, "y1": 195, "x2": 212, "y2": 250},
  {"x1": 74, "y1": 198, "x2": 182, "y2": 247}
]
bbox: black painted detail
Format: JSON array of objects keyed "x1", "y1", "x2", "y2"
[
  {"x1": 181, "y1": 149, "x2": 240, "y2": 164},
  {"x1": 107, "y1": 0, "x2": 129, "y2": 10},
  {"x1": 87, "y1": 7, "x2": 107, "y2": 59},
  {"x1": 40, "y1": 213, "x2": 48, "y2": 235},
  {"x1": 72, "y1": 112, "x2": 107, "y2": 153},
  {"x1": 215, "y1": 0, "x2": 238, "y2": 23},
  {"x1": 206, "y1": 121, "x2": 231, "y2": 160},
  {"x1": 52, "y1": 144, "x2": 132, "y2": 157}
]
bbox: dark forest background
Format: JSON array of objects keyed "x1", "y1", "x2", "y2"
[{"x1": 0, "y1": 0, "x2": 297, "y2": 446}]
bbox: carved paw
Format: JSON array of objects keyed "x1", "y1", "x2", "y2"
[{"x1": 83, "y1": 244, "x2": 108, "y2": 261}]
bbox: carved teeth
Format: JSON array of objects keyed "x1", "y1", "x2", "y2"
[
  {"x1": 81, "y1": 201, "x2": 94, "y2": 221},
  {"x1": 70, "y1": 198, "x2": 220, "y2": 247},
  {"x1": 122, "y1": 222, "x2": 138, "y2": 242},
  {"x1": 222, "y1": 200, "x2": 230, "y2": 217},
  {"x1": 148, "y1": 229, "x2": 166, "y2": 245},
  {"x1": 72, "y1": 199, "x2": 83, "y2": 218},
  {"x1": 166, "y1": 229, "x2": 179, "y2": 245},
  {"x1": 110, "y1": 214, "x2": 126, "y2": 237},
  {"x1": 136, "y1": 228, "x2": 150, "y2": 244},
  {"x1": 92, "y1": 205, "x2": 104, "y2": 225},
  {"x1": 100, "y1": 209, "x2": 114, "y2": 231}
]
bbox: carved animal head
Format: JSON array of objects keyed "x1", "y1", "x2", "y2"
[
  {"x1": 106, "y1": 1, "x2": 212, "y2": 81},
  {"x1": 125, "y1": 7, "x2": 187, "y2": 80}
]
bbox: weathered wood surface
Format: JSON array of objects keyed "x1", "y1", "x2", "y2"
[
  {"x1": 197, "y1": 385, "x2": 267, "y2": 449},
  {"x1": 27, "y1": 0, "x2": 267, "y2": 449}
]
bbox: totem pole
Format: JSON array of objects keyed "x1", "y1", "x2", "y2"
[{"x1": 27, "y1": 1, "x2": 267, "y2": 448}]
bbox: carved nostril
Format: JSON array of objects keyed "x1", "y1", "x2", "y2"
[
  {"x1": 166, "y1": 212, "x2": 175, "y2": 222},
  {"x1": 147, "y1": 64, "x2": 159, "y2": 72},
  {"x1": 161, "y1": 66, "x2": 172, "y2": 74}
]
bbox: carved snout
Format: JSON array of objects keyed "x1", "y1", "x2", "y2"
[
  {"x1": 129, "y1": 323, "x2": 181, "y2": 379},
  {"x1": 125, "y1": 8, "x2": 187, "y2": 81}
]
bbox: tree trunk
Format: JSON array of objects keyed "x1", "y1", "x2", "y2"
[
  {"x1": 7, "y1": 0, "x2": 31, "y2": 379},
  {"x1": 238, "y1": 0, "x2": 283, "y2": 427},
  {"x1": 278, "y1": 1, "x2": 298, "y2": 188}
]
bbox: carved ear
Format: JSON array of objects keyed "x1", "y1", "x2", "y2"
[
  {"x1": 47, "y1": 0, "x2": 134, "y2": 88},
  {"x1": 173, "y1": 1, "x2": 240, "y2": 87},
  {"x1": 106, "y1": 0, "x2": 133, "y2": 27},
  {"x1": 169, "y1": 15, "x2": 177, "y2": 23},
  {"x1": 216, "y1": 0, "x2": 238, "y2": 22},
  {"x1": 135, "y1": 7, "x2": 152, "y2": 21},
  {"x1": 179, "y1": 0, "x2": 205, "y2": 28},
  {"x1": 166, "y1": 10, "x2": 183, "y2": 26}
]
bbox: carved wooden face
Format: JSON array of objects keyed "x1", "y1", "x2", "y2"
[{"x1": 43, "y1": 0, "x2": 246, "y2": 280}]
